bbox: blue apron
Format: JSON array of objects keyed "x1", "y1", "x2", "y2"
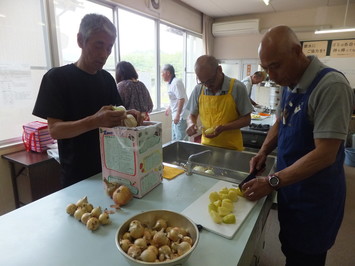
[{"x1": 277, "y1": 68, "x2": 346, "y2": 254}]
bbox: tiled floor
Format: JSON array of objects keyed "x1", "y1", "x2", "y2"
[{"x1": 259, "y1": 165, "x2": 355, "y2": 266}]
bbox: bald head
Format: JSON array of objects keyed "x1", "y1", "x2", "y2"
[
  {"x1": 259, "y1": 25, "x2": 301, "y2": 58},
  {"x1": 258, "y1": 25, "x2": 310, "y2": 87},
  {"x1": 195, "y1": 55, "x2": 219, "y2": 73}
]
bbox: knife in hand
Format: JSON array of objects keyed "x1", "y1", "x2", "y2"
[{"x1": 238, "y1": 164, "x2": 266, "y2": 190}]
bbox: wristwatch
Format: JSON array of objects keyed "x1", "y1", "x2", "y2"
[{"x1": 267, "y1": 174, "x2": 280, "y2": 189}]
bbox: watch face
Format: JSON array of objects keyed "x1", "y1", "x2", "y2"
[{"x1": 269, "y1": 175, "x2": 279, "y2": 187}]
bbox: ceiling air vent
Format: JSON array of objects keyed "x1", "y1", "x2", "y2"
[{"x1": 212, "y1": 19, "x2": 260, "y2": 37}]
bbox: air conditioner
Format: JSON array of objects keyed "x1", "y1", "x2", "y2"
[{"x1": 212, "y1": 19, "x2": 260, "y2": 37}]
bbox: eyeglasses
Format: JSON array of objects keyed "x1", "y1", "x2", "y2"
[{"x1": 196, "y1": 68, "x2": 218, "y2": 86}]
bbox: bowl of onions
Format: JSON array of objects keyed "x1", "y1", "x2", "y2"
[{"x1": 115, "y1": 210, "x2": 199, "y2": 266}]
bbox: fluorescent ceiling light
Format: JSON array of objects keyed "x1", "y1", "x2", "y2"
[
  {"x1": 315, "y1": 27, "x2": 355, "y2": 34},
  {"x1": 315, "y1": 0, "x2": 354, "y2": 34},
  {"x1": 263, "y1": 0, "x2": 270, "y2": 6}
]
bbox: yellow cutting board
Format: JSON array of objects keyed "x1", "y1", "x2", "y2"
[
  {"x1": 181, "y1": 180, "x2": 258, "y2": 239},
  {"x1": 163, "y1": 165, "x2": 185, "y2": 180}
]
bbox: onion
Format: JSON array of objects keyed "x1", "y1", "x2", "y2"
[
  {"x1": 158, "y1": 245, "x2": 172, "y2": 260},
  {"x1": 91, "y1": 206, "x2": 102, "y2": 218},
  {"x1": 112, "y1": 185, "x2": 133, "y2": 206},
  {"x1": 182, "y1": 236, "x2": 193, "y2": 246},
  {"x1": 153, "y1": 218, "x2": 167, "y2": 231},
  {"x1": 73, "y1": 207, "x2": 86, "y2": 221},
  {"x1": 75, "y1": 196, "x2": 88, "y2": 207},
  {"x1": 81, "y1": 212, "x2": 92, "y2": 225},
  {"x1": 134, "y1": 238, "x2": 147, "y2": 250},
  {"x1": 66, "y1": 203, "x2": 77, "y2": 215},
  {"x1": 124, "y1": 114, "x2": 138, "y2": 127},
  {"x1": 103, "y1": 178, "x2": 120, "y2": 198},
  {"x1": 99, "y1": 212, "x2": 111, "y2": 225},
  {"x1": 120, "y1": 239, "x2": 132, "y2": 252},
  {"x1": 86, "y1": 217, "x2": 100, "y2": 231},
  {"x1": 153, "y1": 229, "x2": 169, "y2": 247},
  {"x1": 140, "y1": 249, "x2": 157, "y2": 262},
  {"x1": 127, "y1": 244, "x2": 141, "y2": 259},
  {"x1": 167, "y1": 227, "x2": 181, "y2": 242},
  {"x1": 112, "y1": 105, "x2": 126, "y2": 112},
  {"x1": 171, "y1": 241, "x2": 191, "y2": 256},
  {"x1": 129, "y1": 220, "x2": 145, "y2": 239}
]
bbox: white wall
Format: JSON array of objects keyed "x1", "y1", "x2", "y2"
[{"x1": 213, "y1": 4, "x2": 355, "y2": 59}]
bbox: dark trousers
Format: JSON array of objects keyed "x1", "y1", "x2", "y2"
[{"x1": 281, "y1": 245, "x2": 327, "y2": 266}]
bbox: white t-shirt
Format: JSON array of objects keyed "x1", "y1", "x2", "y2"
[{"x1": 168, "y1": 77, "x2": 188, "y2": 120}]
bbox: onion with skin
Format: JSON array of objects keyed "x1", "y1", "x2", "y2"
[
  {"x1": 134, "y1": 238, "x2": 148, "y2": 250},
  {"x1": 171, "y1": 241, "x2": 191, "y2": 256},
  {"x1": 66, "y1": 203, "x2": 77, "y2": 215},
  {"x1": 86, "y1": 217, "x2": 100, "y2": 231},
  {"x1": 153, "y1": 218, "x2": 167, "y2": 231},
  {"x1": 152, "y1": 229, "x2": 169, "y2": 247},
  {"x1": 158, "y1": 245, "x2": 172, "y2": 261},
  {"x1": 129, "y1": 220, "x2": 145, "y2": 239},
  {"x1": 140, "y1": 249, "x2": 157, "y2": 262},
  {"x1": 99, "y1": 212, "x2": 111, "y2": 225},
  {"x1": 112, "y1": 185, "x2": 133, "y2": 206},
  {"x1": 120, "y1": 239, "x2": 132, "y2": 252},
  {"x1": 73, "y1": 207, "x2": 86, "y2": 221},
  {"x1": 127, "y1": 244, "x2": 141, "y2": 259},
  {"x1": 81, "y1": 212, "x2": 92, "y2": 225},
  {"x1": 75, "y1": 196, "x2": 88, "y2": 207},
  {"x1": 91, "y1": 206, "x2": 102, "y2": 218}
]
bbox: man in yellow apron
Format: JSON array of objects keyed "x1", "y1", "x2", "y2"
[{"x1": 186, "y1": 55, "x2": 253, "y2": 150}]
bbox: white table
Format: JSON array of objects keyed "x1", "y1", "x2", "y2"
[{"x1": 0, "y1": 172, "x2": 272, "y2": 266}]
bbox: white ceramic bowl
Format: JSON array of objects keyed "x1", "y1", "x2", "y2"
[{"x1": 115, "y1": 210, "x2": 199, "y2": 266}]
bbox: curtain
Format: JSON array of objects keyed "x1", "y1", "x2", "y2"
[{"x1": 202, "y1": 14, "x2": 214, "y2": 55}]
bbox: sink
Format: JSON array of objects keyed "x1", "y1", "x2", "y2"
[{"x1": 162, "y1": 140, "x2": 276, "y2": 184}]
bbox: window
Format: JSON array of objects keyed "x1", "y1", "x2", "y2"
[
  {"x1": 54, "y1": 0, "x2": 115, "y2": 69},
  {"x1": 186, "y1": 34, "x2": 203, "y2": 97},
  {"x1": 0, "y1": 0, "x2": 203, "y2": 145},
  {"x1": 118, "y1": 9, "x2": 157, "y2": 108},
  {"x1": 160, "y1": 24, "x2": 184, "y2": 108},
  {"x1": 0, "y1": 0, "x2": 49, "y2": 143}
]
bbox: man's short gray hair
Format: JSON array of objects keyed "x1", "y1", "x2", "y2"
[
  {"x1": 79, "y1": 13, "x2": 117, "y2": 42},
  {"x1": 163, "y1": 64, "x2": 175, "y2": 77}
]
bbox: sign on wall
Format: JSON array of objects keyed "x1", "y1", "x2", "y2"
[
  {"x1": 302, "y1": 41, "x2": 328, "y2": 58},
  {"x1": 330, "y1": 39, "x2": 355, "y2": 58}
]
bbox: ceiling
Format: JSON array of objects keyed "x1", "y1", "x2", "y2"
[{"x1": 179, "y1": 0, "x2": 354, "y2": 18}]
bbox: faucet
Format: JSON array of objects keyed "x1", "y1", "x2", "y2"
[{"x1": 186, "y1": 150, "x2": 212, "y2": 175}]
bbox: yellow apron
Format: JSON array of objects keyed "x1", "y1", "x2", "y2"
[{"x1": 199, "y1": 79, "x2": 244, "y2": 150}]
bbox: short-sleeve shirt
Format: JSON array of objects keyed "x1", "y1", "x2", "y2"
[
  {"x1": 276, "y1": 56, "x2": 354, "y2": 141},
  {"x1": 117, "y1": 80, "x2": 153, "y2": 113},
  {"x1": 168, "y1": 77, "x2": 188, "y2": 120},
  {"x1": 186, "y1": 74, "x2": 253, "y2": 117},
  {"x1": 33, "y1": 64, "x2": 122, "y2": 187}
]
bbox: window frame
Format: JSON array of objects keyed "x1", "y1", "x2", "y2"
[{"x1": 0, "y1": 0, "x2": 203, "y2": 146}]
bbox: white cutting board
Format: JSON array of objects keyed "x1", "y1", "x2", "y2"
[{"x1": 182, "y1": 180, "x2": 257, "y2": 239}]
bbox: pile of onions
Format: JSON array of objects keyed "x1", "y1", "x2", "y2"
[{"x1": 119, "y1": 218, "x2": 193, "y2": 263}]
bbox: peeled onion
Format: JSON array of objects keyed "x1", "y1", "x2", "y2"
[
  {"x1": 124, "y1": 114, "x2": 138, "y2": 127},
  {"x1": 113, "y1": 105, "x2": 126, "y2": 112}
]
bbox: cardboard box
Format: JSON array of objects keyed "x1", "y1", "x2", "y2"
[{"x1": 99, "y1": 121, "x2": 163, "y2": 198}]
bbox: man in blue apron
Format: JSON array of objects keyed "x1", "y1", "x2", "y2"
[{"x1": 241, "y1": 25, "x2": 354, "y2": 266}]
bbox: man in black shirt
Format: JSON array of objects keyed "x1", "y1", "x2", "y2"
[{"x1": 33, "y1": 14, "x2": 135, "y2": 187}]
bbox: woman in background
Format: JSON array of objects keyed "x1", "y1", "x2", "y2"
[{"x1": 116, "y1": 61, "x2": 153, "y2": 121}]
